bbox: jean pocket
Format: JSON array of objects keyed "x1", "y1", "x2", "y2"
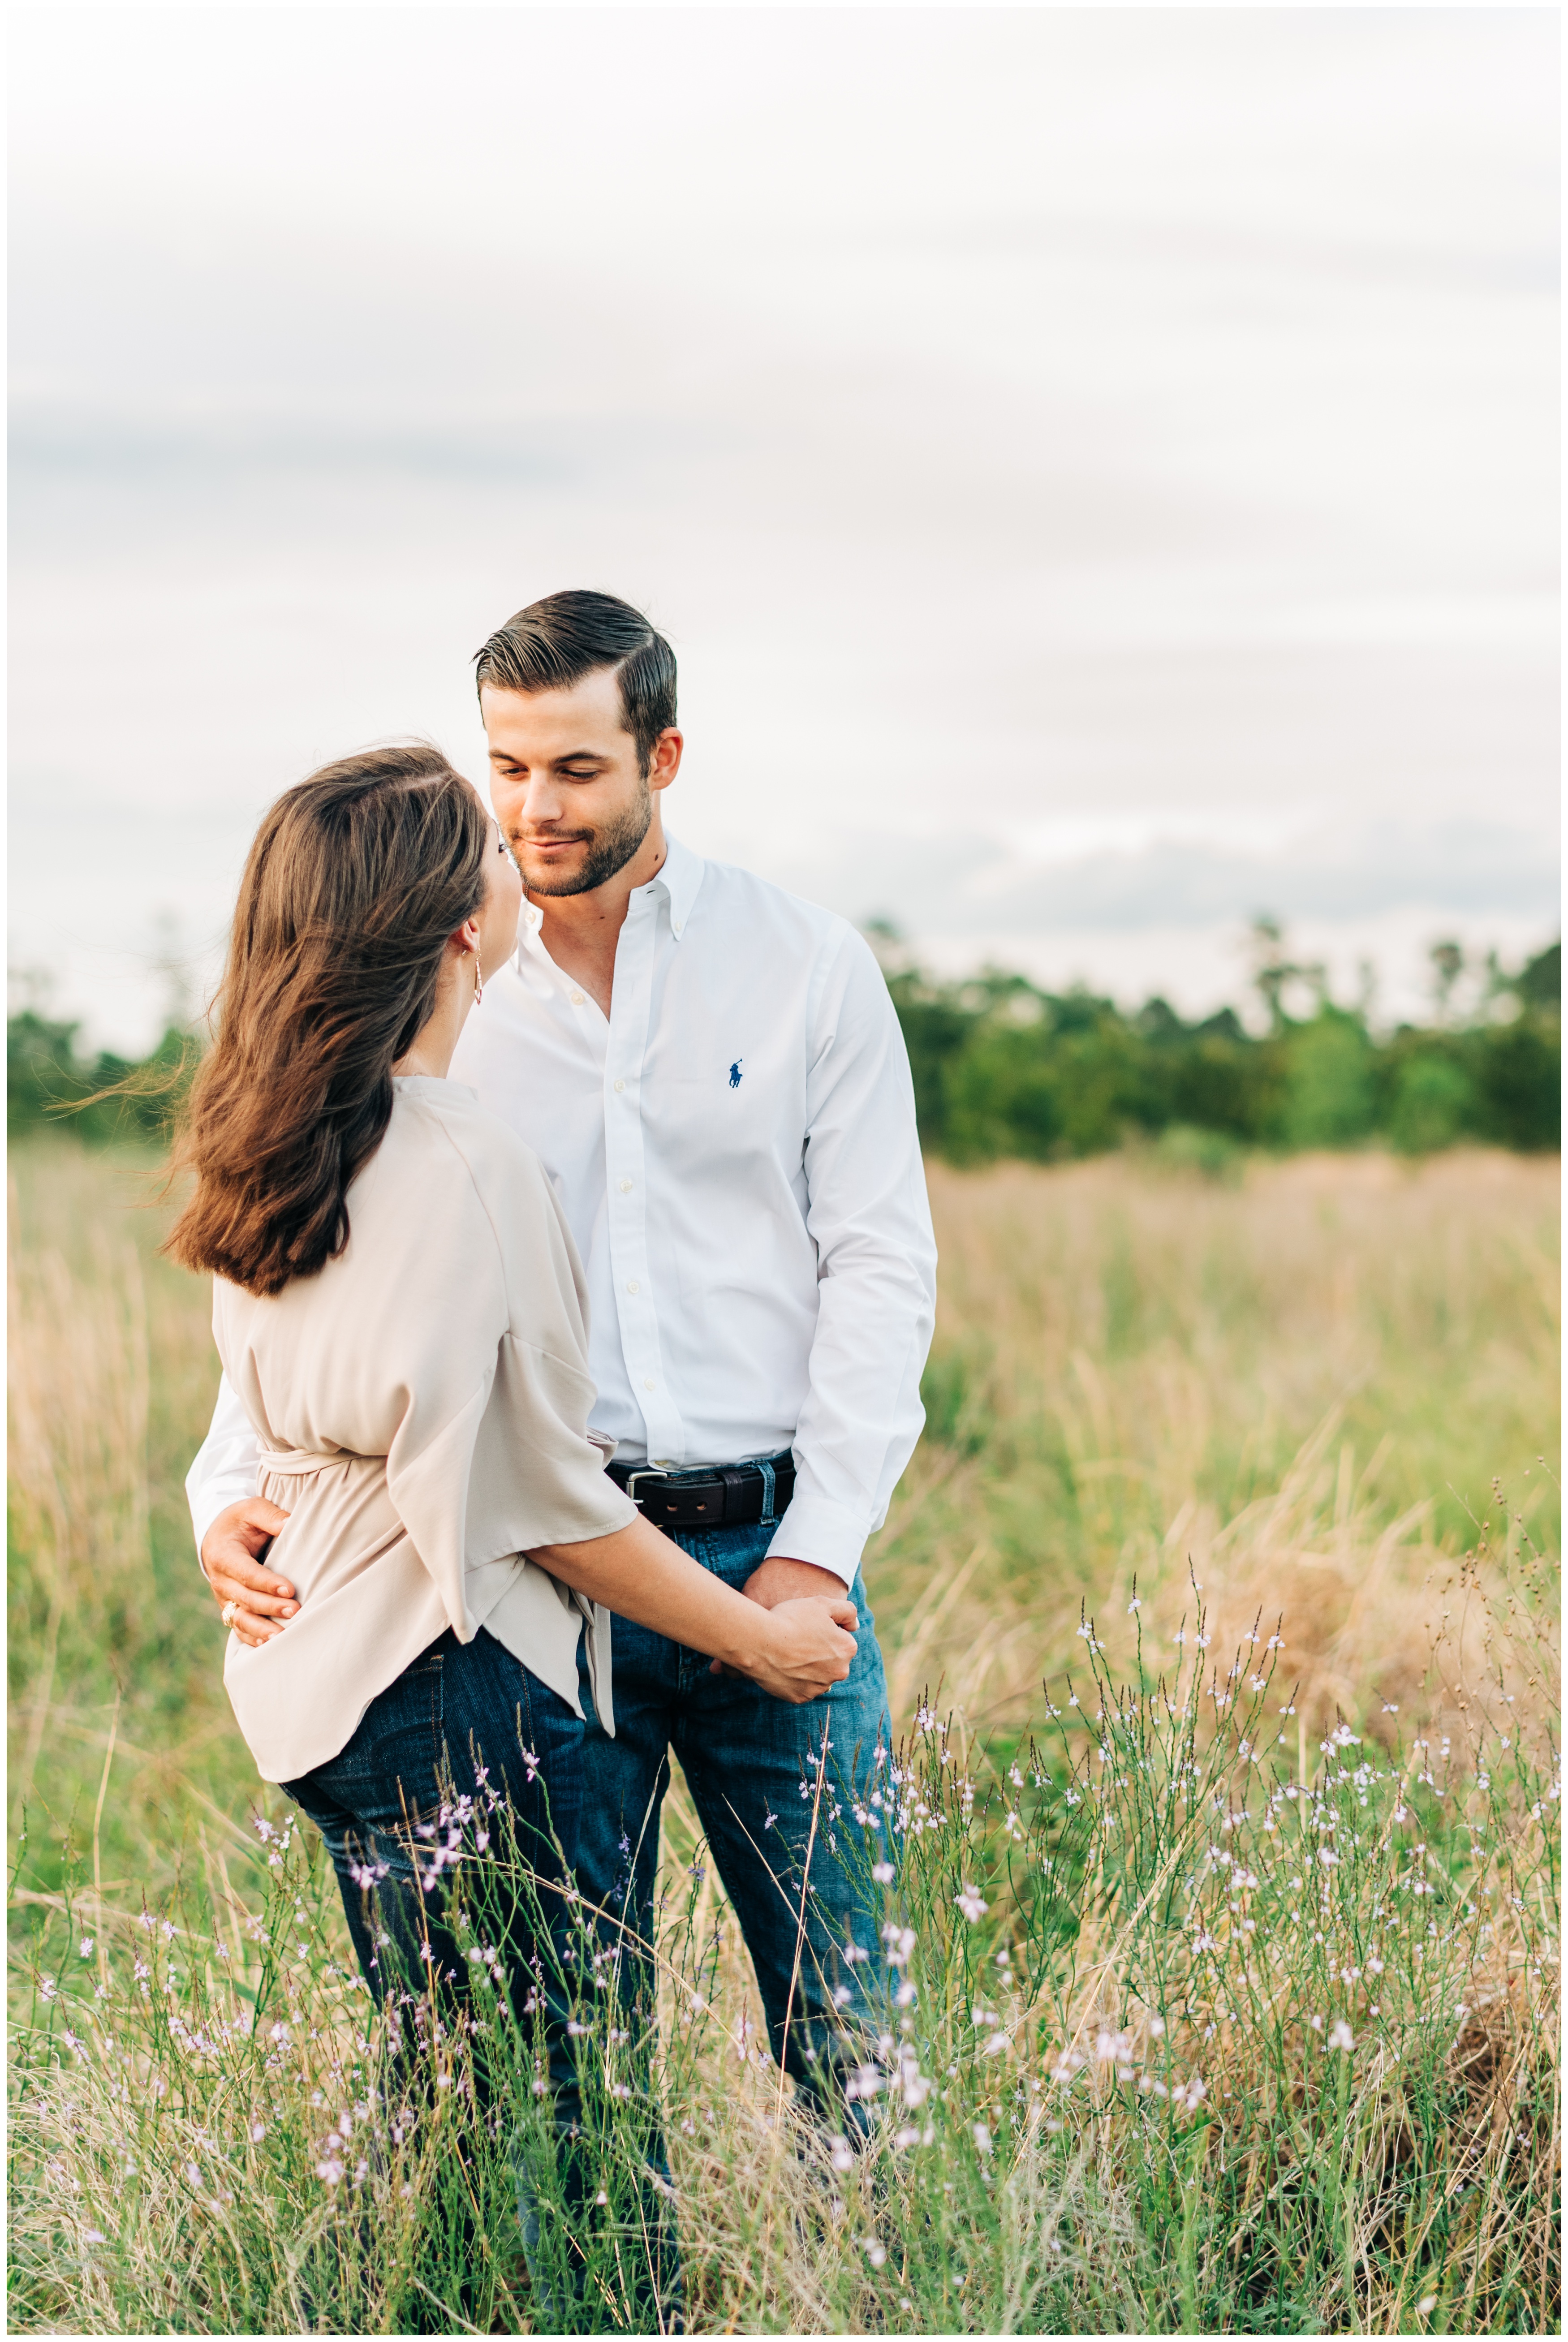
[
  {"x1": 407, "y1": 1645, "x2": 444, "y2": 1710},
  {"x1": 348, "y1": 1647, "x2": 444, "y2": 1780}
]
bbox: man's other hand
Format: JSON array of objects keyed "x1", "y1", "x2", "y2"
[
  {"x1": 739, "y1": 1556, "x2": 846, "y2": 1610},
  {"x1": 711, "y1": 1555, "x2": 849, "y2": 1675},
  {"x1": 202, "y1": 1497, "x2": 296, "y2": 1649}
]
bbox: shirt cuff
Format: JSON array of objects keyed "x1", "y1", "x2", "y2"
[
  {"x1": 763, "y1": 1490, "x2": 868, "y2": 1592},
  {"x1": 188, "y1": 1468, "x2": 261, "y2": 1575}
]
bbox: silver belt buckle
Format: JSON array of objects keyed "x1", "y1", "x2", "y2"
[{"x1": 625, "y1": 1464, "x2": 670, "y2": 1506}]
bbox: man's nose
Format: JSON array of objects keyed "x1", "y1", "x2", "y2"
[{"x1": 520, "y1": 773, "x2": 568, "y2": 827}]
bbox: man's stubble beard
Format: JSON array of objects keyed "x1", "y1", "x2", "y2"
[{"x1": 517, "y1": 779, "x2": 654, "y2": 898}]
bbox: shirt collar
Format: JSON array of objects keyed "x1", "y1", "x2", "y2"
[
  {"x1": 515, "y1": 831, "x2": 706, "y2": 955},
  {"x1": 638, "y1": 831, "x2": 705, "y2": 940}
]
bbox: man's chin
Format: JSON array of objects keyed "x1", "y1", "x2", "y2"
[
  {"x1": 521, "y1": 866, "x2": 596, "y2": 898},
  {"x1": 518, "y1": 802, "x2": 650, "y2": 902}
]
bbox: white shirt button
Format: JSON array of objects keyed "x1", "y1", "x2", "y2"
[
  {"x1": 569, "y1": 989, "x2": 585, "y2": 1006},
  {"x1": 613, "y1": 1078, "x2": 625, "y2": 1093},
  {"x1": 644, "y1": 1376, "x2": 657, "y2": 1391},
  {"x1": 618, "y1": 1177, "x2": 633, "y2": 1193},
  {"x1": 626, "y1": 1279, "x2": 639, "y2": 1295}
]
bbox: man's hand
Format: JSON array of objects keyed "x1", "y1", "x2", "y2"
[
  {"x1": 711, "y1": 1555, "x2": 850, "y2": 1676},
  {"x1": 202, "y1": 1497, "x2": 296, "y2": 1649}
]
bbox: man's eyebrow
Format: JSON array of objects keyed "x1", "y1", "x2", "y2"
[{"x1": 487, "y1": 745, "x2": 609, "y2": 764}]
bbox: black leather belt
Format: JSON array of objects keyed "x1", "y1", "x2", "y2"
[{"x1": 607, "y1": 1450, "x2": 795, "y2": 1531}]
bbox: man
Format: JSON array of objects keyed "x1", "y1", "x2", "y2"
[{"x1": 190, "y1": 588, "x2": 936, "y2": 2144}]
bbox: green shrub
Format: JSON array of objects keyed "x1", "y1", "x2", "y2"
[
  {"x1": 7, "y1": 1012, "x2": 192, "y2": 1148},
  {"x1": 1281, "y1": 1011, "x2": 1376, "y2": 1149},
  {"x1": 1470, "y1": 1019, "x2": 1562, "y2": 1151},
  {"x1": 1388, "y1": 1054, "x2": 1478, "y2": 1156},
  {"x1": 1150, "y1": 1123, "x2": 1245, "y2": 1183}
]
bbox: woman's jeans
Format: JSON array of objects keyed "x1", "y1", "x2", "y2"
[
  {"x1": 281, "y1": 1628, "x2": 592, "y2": 2314},
  {"x1": 283, "y1": 1624, "x2": 582, "y2": 2021}
]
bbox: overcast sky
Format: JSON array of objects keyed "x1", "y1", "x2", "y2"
[{"x1": 10, "y1": 3, "x2": 1559, "y2": 1049}]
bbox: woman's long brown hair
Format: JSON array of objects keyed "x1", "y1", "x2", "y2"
[{"x1": 166, "y1": 744, "x2": 489, "y2": 1296}]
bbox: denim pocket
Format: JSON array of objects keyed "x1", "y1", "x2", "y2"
[{"x1": 351, "y1": 1645, "x2": 444, "y2": 1786}]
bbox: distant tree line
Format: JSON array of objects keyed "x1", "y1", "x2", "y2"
[
  {"x1": 880, "y1": 927, "x2": 1560, "y2": 1163},
  {"x1": 7, "y1": 1014, "x2": 194, "y2": 1147},
  {"x1": 7, "y1": 927, "x2": 1560, "y2": 1162}
]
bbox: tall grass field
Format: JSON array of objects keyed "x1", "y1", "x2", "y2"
[{"x1": 8, "y1": 1138, "x2": 1560, "y2": 2335}]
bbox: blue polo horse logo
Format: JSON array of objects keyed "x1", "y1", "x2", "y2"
[{"x1": 728, "y1": 1059, "x2": 743, "y2": 1089}]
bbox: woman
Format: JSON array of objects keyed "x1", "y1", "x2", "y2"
[{"x1": 168, "y1": 741, "x2": 857, "y2": 2028}]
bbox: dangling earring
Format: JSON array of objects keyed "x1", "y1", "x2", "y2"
[{"x1": 471, "y1": 944, "x2": 484, "y2": 1007}]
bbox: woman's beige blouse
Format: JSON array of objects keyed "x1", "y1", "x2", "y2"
[{"x1": 214, "y1": 1076, "x2": 637, "y2": 1782}]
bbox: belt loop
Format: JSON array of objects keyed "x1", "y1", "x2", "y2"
[{"x1": 758, "y1": 1458, "x2": 777, "y2": 1528}]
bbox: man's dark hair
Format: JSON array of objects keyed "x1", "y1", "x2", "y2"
[{"x1": 473, "y1": 590, "x2": 677, "y2": 776}]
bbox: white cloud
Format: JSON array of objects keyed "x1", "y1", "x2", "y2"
[{"x1": 8, "y1": 5, "x2": 1558, "y2": 1049}]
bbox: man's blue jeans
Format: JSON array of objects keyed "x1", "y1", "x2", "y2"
[{"x1": 576, "y1": 1517, "x2": 894, "y2": 2118}]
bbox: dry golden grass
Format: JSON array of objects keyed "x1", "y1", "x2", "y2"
[
  {"x1": 877, "y1": 1149, "x2": 1559, "y2": 1744},
  {"x1": 6, "y1": 1138, "x2": 1559, "y2": 2334},
  {"x1": 5, "y1": 1139, "x2": 1559, "y2": 1894}
]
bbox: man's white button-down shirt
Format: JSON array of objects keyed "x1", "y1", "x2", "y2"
[{"x1": 185, "y1": 837, "x2": 938, "y2": 1591}]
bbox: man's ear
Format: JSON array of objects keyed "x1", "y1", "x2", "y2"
[{"x1": 647, "y1": 728, "x2": 683, "y2": 793}]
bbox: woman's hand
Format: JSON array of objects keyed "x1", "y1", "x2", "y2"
[
  {"x1": 201, "y1": 1497, "x2": 297, "y2": 1647},
  {"x1": 529, "y1": 1514, "x2": 856, "y2": 1697},
  {"x1": 741, "y1": 1595, "x2": 859, "y2": 1703}
]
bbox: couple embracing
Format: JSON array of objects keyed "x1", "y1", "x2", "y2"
[{"x1": 178, "y1": 590, "x2": 937, "y2": 2325}]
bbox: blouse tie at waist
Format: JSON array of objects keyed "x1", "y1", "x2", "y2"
[
  {"x1": 254, "y1": 1442, "x2": 616, "y2": 1739},
  {"x1": 258, "y1": 1444, "x2": 384, "y2": 1477}
]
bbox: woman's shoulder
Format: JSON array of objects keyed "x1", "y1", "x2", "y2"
[
  {"x1": 390, "y1": 1078, "x2": 585, "y2": 1329},
  {"x1": 387, "y1": 1078, "x2": 555, "y2": 1219}
]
